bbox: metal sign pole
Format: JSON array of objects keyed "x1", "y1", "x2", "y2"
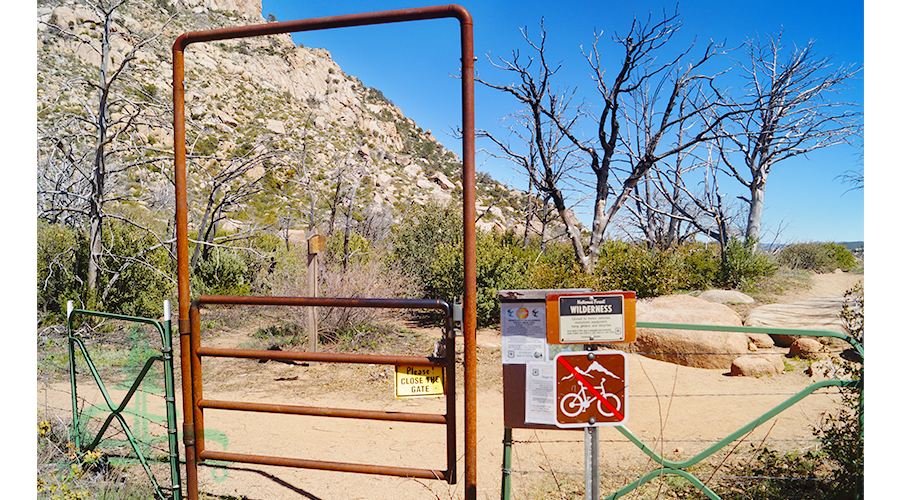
[
  {"x1": 584, "y1": 428, "x2": 591, "y2": 499},
  {"x1": 591, "y1": 427, "x2": 599, "y2": 500},
  {"x1": 584, "y1": 426, "x2": 600, "y2": 500},
  {"x1": 584, "y1": 343, "x2": 599, "y2": 500}
]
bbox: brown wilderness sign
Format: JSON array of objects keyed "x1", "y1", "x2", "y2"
[
  {"x1": 546, "y1": 291, "x2": 636, "y2": 344},
  {"x1": 555, "y1": 351, "x2": 628, "y2": 427}
]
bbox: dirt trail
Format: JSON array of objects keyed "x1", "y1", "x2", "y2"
[
  {"x1": 40, "y1": 272, "x2": 863, "y2": 500},
  {"x1": 778, "y1": 270, "x2": 863, "y2": 303}
]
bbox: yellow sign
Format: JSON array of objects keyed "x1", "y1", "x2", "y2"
[{"x1": 395, "y1": 365, "x2": 444, "y2": 398}]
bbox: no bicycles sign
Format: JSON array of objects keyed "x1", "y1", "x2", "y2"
[{"x1": 554, "y1": 351, "x2": 628, "y2": 427}]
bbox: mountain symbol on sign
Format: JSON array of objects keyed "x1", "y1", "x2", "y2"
[{"x1": 560, "y1": 360, "x2": 621, "y2": 381}]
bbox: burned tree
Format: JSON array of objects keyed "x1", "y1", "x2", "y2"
[
  {"x1": 479, "y1": 10, "x2": 741, "y2": 272},
  {"x1": 720, "y1": 31, "x2": 862, "y2": 247}
]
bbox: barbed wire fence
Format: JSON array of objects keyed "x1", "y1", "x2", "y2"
[{"x1": 499, "y1": 344, "x2": 860, "y2": 500}]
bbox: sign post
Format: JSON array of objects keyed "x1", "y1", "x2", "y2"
[
  {"x1": 307, "y1": 234, "x2": 326, "y2": 354},
  {"x1": 499, "y1": 289, "x2": 634, "y2": 500}
]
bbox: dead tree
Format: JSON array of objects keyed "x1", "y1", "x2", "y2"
[
  {"x1": 37, "y1": 0, "x2": 175, "y2": 299},
  {"x1": 554, "y1": 9, "x2": 742, "y2": 271},
  {"x1": 719, "y1": 31, "x2": 862, "y2": 247},
  {"x1": 480, "y1": 10, "x2": 741, "y2": 272},
  {"x1": 187, "y1": 137, "x2": 281, "y2": 270},
  {"x1": 476, "y1": 21, "x2": 587, "y2": 262}
]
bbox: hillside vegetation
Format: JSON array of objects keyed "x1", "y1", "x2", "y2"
[
  {"x1": 36, "y1": 0, "x2": 862, "y2": 328},
  {"x1": 36, "y1": 0, "x2": 553, "y2": 321}
]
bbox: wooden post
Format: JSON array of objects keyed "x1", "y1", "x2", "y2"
[{"x1": 307, "y1": 234, "x2": 326, "y2": 353}]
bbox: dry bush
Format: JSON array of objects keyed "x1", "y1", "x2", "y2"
[
  {"x1": 317, "y1": 256, "x2": 422, "y2": 332},
  {"x1": 263, "y1": 246, "x2": 422, "y2": 339}
]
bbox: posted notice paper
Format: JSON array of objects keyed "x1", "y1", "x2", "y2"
[
  {"x1": 524, "y1": 362, "x2": 556, "y2": 425},
  {"x1": 500, "y1": 301, "x2": 548, "y2": 364}
]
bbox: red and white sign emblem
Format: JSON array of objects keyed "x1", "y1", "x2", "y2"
[{"x1": 555, "y1": 351, "x2": 628, "y2": 427}]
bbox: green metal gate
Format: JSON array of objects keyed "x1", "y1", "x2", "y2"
[{"x1": 66, "y1": 300, "x2": 183, "y2": 500}]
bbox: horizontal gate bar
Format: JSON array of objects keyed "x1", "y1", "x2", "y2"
[
  {"x1": 196, "y1": 346, "x2": 441, "y2": 366},
  {"x1": 198, "y1": 398, "x2": 447, "y2": 424},
  {"x1": 199, "y1": 449, "x2": 448, "y2": 481},
  {"x1": 194, "y1": 294, "x2": 450, "y2": 313}
]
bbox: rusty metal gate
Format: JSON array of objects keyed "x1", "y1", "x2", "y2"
[
  {"x1": 172, "y1": 5, "x2": 478, "y2": 500},
  {"x1": 184, "y1": 296, "x2": 456, "y2": 481}
]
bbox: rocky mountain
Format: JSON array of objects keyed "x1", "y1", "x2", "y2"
[{"x1": 37, "y1": 0, "x2": 545, "y2": 247}]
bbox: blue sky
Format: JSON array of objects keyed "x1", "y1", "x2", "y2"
[{"x1": 260, "y1": 0, "x2": 865, "y2": 244}]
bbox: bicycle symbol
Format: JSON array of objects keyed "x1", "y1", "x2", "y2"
[{"x1": 559, "y1": 376, "x2": 622, "y2": 418}]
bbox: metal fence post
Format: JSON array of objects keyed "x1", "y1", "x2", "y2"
[{"x1": 501, "y1": 428, "x2": 513, "y2": 500}]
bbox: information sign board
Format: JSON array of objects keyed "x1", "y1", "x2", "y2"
[
  {"x1": 500, "y1": 301, "x2": 548, "y2": 364},
  {"x1": 546, "y1": 291, "x2": 636, "y2": 344}
]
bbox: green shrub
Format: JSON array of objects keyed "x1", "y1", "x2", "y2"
[
  {"x1": 593, "y1": 241, "x2": 686, "y2": 298},
  {"x1": 525, "y1": 242, "x2": 598, "y2": 291},
  {"x1": 37, "y1": 221, "x2": 89, "y2": 322},
  {"x1": 192, "y1": 247, "x2": 252, "y2": 296},
  {"x1": 719, "y1": 238, "x2": 778, "y2": 289},
  {"x1": 37, "y1": 218, "x2": 175, "y2": 323},
  {"x1": 326, "y1": 230, "x2": 372, "y2": 267},
  {"x1": 426, "y1": 231, "x2": 538, "y2": 326},
  {"x1": 673, "y1": 242, "x2": 721, "y2": 290},
  {"x1": 812, "y1": 283, "x2": 863, "y2": 498},
  {"x1": 390, "y1": 201, "x2": 462, "y2": 290},
  {"x1": 251, "y1": 231, "x2": 286, "y2": 254},
  {"x1": 777, "y1": 242, "x2": 858, "y2": 272},
  {"x1": 97, "y1": 219, "x2": 175, "y2": 318},
  {"x1": 526, "y1": 239, "x2": 776, "y2": 295}
]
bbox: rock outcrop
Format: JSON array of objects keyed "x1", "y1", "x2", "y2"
[
  {"x1": 788, "y1": 338, "x2": 826, "y2": 359},
  {"x1": 177, "y1": 0, "x2": 264, "y2": 21},
  {"x1": 628, "y1": 295, "x2": 749, "y2": 369},
  {"x1": 37, "y1": 0, "x2": 541, "y2": 238},
  {"x1": 697, "y1": 290, "x2": 754, "y2": 304},
  {"x1": 730, "y1": 354, "x2": 785, "y2": 377},
  {"x1": 744, "y1": 296, "x2": 846, "y2": 346}
]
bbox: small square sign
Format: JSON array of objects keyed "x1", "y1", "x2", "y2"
[
  {"x1": 555, "y1": 351, "x2": 628, "y2": 427},
  {"x1": 395, "y1": 365, "x2": 444, "y2": 398}
]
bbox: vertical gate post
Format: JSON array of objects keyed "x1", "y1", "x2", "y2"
[
  {"x1": 458, "y1": 10, "x2": 477, "y2": 499},
  {"x1": 501, "y1": 428, "x2": 513, "y2": 500},
  {"x1": 307, "y1": 233, "x2": 325, "y2": 353}
]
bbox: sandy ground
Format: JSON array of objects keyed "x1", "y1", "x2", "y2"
[{"x1": 39, "y1": 271, "x2": 863, "y2": 500}]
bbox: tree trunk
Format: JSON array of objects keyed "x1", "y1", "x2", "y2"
[
  {"x1": 549, "y1": 190, "x2": 589, "y2": 273},
  {"x1": 744, "y1": 176, "x2": 766, "y2": 246},
  {"x1": 87, "y1": 8, "x2": 113, "y2": 298}
]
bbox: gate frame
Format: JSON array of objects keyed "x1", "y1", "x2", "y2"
[
  {"x1": 172, "y1": 5, "x2": 477, "y2": 499},
  {"x1": 188, "y1": 295, "x2": 457, "y2": 482}
]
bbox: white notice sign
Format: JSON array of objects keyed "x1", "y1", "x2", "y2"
[
  {"x1": 525, "y1": 362, "x2": 556, "y2": 425},
  {"x1": 558, "y1": 294, "x2": 625, "y2": 343},
  {"x1": 501, "y1": 302, "x2": 548, "y2": 364}
]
